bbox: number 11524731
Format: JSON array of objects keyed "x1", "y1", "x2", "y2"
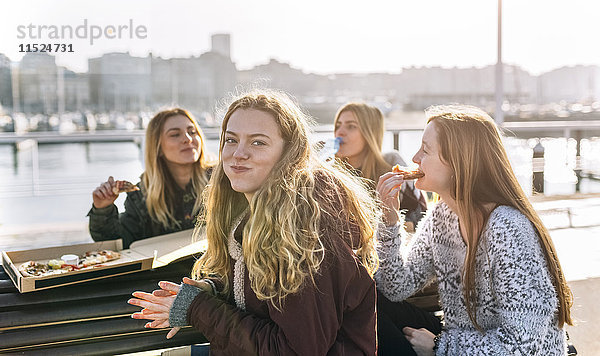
[{"x1": 19, "y1": 43, "x2": 74, "y2": 53}]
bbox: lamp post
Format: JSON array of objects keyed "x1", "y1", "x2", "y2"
[{"x1": 495, "y1": 0, "x2": 504, "y2": 125}]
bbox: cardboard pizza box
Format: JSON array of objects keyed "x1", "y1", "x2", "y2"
[{"x1": 1, "y1": 229, "x2": 207, "y2": 293}]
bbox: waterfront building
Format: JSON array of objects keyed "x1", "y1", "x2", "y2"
[
  {"x1": 88, "y1": 52, "x2": 152, "y2": 112},
  {"x1": 62, "y1": 69, "x2": 90, "y2": 112},
  {"x1": 0, "y1": 53, "x2": 12, "y2": 111},
  {"x1": 211, "y1": 33, "x2": 231, "y2": 59},
  {"x1": 18, "y1": 53, "x2": 58, "y2": 113},
  {"x1": 400, "y1": 64, "x2": 537, "y2": 110},
  {"x1": 150, "y1": 46, "x2": 236, "y2": 115},
  {"x1": 538, "y1": 65, "x2": 600, "y2": 104},
  {"x1": 238, "y1": 58, "x2": 316, "y2": 97}
]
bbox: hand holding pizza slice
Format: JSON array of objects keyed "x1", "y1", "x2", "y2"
[
  {"x1": 93, "y1": 176, "x2": 139, "y2": 209},
  {"x1": 391, "y1": 164, "x2": 425, "y2": 180},
  {"x1": 112, "y1": 180, "x2": 140, "y2": 195}
]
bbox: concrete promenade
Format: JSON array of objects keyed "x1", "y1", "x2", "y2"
[{"x1": 1, "y1": 193, "x2": 599, "y2": 354}]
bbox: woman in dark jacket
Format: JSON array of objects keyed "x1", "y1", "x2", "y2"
[
  {"x1": 128, "y1": 90, "x2": 381, "y2": 355},
  {"x1": 87, "y1": 108, "x2": 214, "y2": 248}
]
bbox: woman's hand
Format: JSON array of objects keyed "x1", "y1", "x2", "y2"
[
  {"x1": 92, "y1": 176, "x2": 119, "y2": 209},
  {"x1": 376, "y1": 172, "x2": 405, "y2": 225},
  {"x1": 129, "y1": 281, "x2": 181, "y2": 338},
  {"x1": 129, "y1": 278, "x2": 215, "y2": 339},
  {"x1": 402, "y1": 327, "x2": 436, "y2": 356}
]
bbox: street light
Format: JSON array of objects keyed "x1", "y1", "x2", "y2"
[{"x1": 495, "y1": 0, "x2": 504, "y2": 125}]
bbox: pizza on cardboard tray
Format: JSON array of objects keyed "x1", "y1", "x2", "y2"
[{"x1": 18, "y1": 250, "x2": 122, "y2": 278}]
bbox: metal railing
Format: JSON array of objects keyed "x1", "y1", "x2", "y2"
[{"x1": 0, "y1": 127, "x2": 597, "y2": 198}]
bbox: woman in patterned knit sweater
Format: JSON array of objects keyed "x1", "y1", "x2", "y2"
[
  {"x1": 128, "y1": 91, "x2": 381, "y2": 355},
  {"x1": 375, "y1": 105, "x2": 573, "y2": 355}
]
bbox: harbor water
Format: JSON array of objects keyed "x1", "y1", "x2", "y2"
[{"x1": 0, "y1": 132, "x2": 599, "y2": 230}]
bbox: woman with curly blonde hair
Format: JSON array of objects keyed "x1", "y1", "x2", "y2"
[{"x1": 129, "y1": 90, "x2": 381, "y2": 355}]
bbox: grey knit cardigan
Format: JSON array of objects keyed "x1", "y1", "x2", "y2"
[{"x1": 375, "y1": 202, "x2": 567, "y2": 355}]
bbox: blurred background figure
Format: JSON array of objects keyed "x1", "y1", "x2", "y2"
[
  {"x1": 334, "y1": 102, "x2": 427, "y2": 231},
  {"x1": 333, "y1": 102, "x2": 441, "y2": 355}
]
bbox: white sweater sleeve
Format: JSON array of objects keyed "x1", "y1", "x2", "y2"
[
  {"x1": 436, "y1": 211, "x2": 564, "y2": 356},
  {"x1": 374, "y1": 212, "x2": 436, "y2": 302}
]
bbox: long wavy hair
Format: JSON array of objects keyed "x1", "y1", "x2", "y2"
[
  {"x1": 192, "y1": 90, "x2": 380, "y2": 308},
  {"x1": 142, "y1": 108, "x2": 213, "y2": 229},
  {"x1": 334, "y1": 103, "x2": 392, "y2": 181},
  {"x1": 426, "y1": 105, "x2": 573, "y2": 329}
]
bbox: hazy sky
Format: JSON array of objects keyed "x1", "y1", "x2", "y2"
[{"x1": 1, "y1": 0, "x2": 599, "y2": 75}]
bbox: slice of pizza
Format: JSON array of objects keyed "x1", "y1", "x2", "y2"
[
  {"x1": 18, "y1": 260, "x2": 73, "y2": 277},
  {"x1": 112, "y1": 180, "x2": 140, "y2": 195},
  {"x1": 391, "y1": 164, "x2": 425, "y2": 180},
  {"x1": 81, "y1": 250, "x2": 121, "y2": 267},
  {"x1": 18, "y1": 261, "x2": 50, "y2": 277}
]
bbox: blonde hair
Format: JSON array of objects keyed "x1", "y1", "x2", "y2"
[
  {"x1": 192, "y1": 90, "x2": 380, "y2": 308},
  {"x1": 334, "y1": 103, "x2": 392, "y2": 181},
  {"x1": 426, "y1": 105, "x2": 573, "y2": 329},
  {"x1": 142, "y1": 108, "x2": 213, "y2": 229}
]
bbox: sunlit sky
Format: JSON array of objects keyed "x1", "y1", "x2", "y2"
[{"x1": 1, "y1": 0, "x2": 599, "y2": 75}]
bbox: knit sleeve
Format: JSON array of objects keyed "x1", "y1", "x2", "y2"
[
  {"x1": 436, "y1": 208, "x2": 565, "y2": 355},
  {"x1": 374, "y1": 208, "x2": 436, "y2": 302}
]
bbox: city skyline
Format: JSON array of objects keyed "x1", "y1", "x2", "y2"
[{"x1": 1, "y1": 0, "x2": 599, "y2": 75}]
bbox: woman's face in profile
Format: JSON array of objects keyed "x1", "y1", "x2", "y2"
[
  {"x1": 412, "y1": 122, "x2": 453, "y2": 196},
  {"x1": 222, "y1": 108, "x2": 285, "y2": 201},
  {"x1": 159, "y1": 115, "x2": 201, "y2": 165},
  {"x1": 334, "y1": 110, "x2": 367, "y2": 167}
]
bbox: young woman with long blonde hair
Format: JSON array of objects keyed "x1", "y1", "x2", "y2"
[
  {"x1": 89, "y1": 108, "x2": 214, "y2": 248},
  {"x1": 334, "y1": 102, "x2": 439, "y2": 356},
  {"x1": 376, "y1": 105, "x2": 573, "y2": 355},
  {"x1": 334, "y1": 102, "x2": 427, "y2": 230},
  {"x1": 128, "y1": 91, "x2": 381, "y2": 355}
]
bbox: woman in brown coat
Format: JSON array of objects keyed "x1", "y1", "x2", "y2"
[{"x1": 128, "y1": 90, "x2": 381, "y2": 355}]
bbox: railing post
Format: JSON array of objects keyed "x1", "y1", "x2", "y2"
[
  {"x1": 31, "y1": 139, "x2": 40, "y2": 196},
  {"x1": 18, "y1": 139, "x2": 41, "y2": 196},
  {"x1": 139, "y1": 135, "x2": 146, "y2": 170},
  {"x1": 532, "y1": 141, "x2": 544, "y2": 194},
  {"x1": 574, "y1": 130, "x2": 582, "y2": 193}
]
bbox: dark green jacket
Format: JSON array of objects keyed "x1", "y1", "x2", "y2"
[{"x1": 87, "y1": 183, "x2": 197, "y2": 249}]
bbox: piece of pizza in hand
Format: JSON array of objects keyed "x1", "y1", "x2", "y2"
[
  {"x1": 112, "y1": 180, "x2": 140, "y2": 195},
  {"x1": 391, "y1": 164, "x2": 425, "y2": 180}
]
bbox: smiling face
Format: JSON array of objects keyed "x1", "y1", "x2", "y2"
[
  {"x1": 334, "y1": 110, "x2": 367, "y2": 168},
  {"x1": 159, "y1": 115, "x2": 202, "y2": 165},
  {"x1": 412, "y1": 121, "x2": 454, "y2": 197},
  {"x1": 222, "y1": 109, "x2": 286, "y2": 202}
]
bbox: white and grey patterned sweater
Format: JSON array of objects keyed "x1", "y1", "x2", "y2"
[{"x1": 375, "y1": 202, "x2": 567, "y2": 355}]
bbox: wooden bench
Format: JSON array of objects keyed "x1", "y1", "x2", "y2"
[
  {"x1": 405, "y1": 282, "x2": 441, "y2": 313},
  {"x1": 0, "y1": 259, "x2": 207, "y2": 355}
]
